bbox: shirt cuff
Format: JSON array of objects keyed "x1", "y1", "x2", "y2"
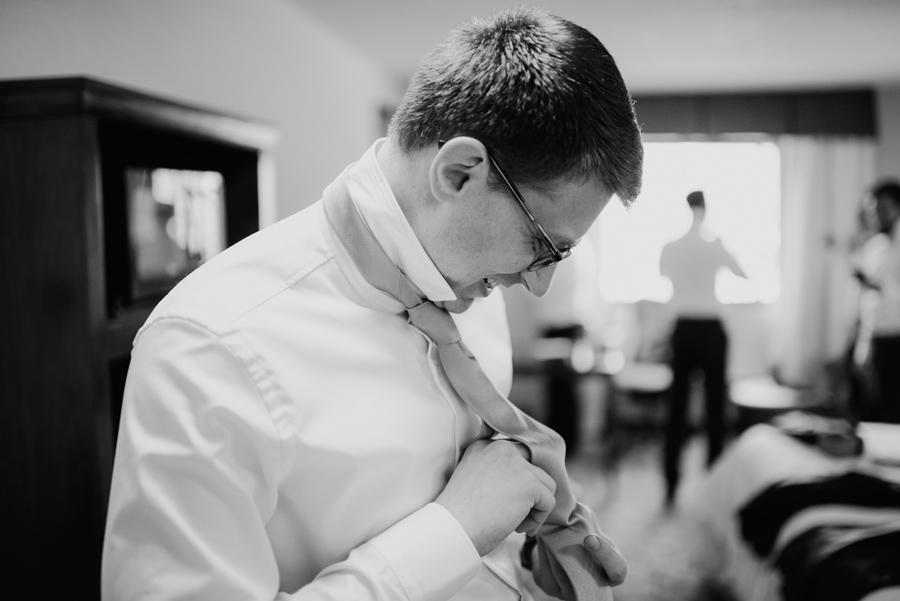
[{"x1": 368, "y1": 502, "x2": 481, "y2": 601}]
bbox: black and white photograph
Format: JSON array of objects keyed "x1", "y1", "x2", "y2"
[{"x1": 2, "y1": 2, "x2": 900, "y2": 600}]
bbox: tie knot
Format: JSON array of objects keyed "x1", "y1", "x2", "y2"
[{"x1": 407, "y1": 302, "x2": 461, "y2": 345}]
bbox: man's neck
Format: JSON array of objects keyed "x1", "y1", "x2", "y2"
[{"x1": 376, "y1": 139, "x2": 431, "y2": 232}]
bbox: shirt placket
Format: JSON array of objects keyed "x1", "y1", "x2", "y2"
[{"x1": 408, "y1": 321, "x2": 483, "y2": 463}]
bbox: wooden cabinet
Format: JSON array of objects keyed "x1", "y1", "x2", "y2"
[{"x1": 0, "y1": 77, "x2": 277, "y2": 597}]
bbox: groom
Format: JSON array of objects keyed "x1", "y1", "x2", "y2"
[{"x1": 103, "y1": 7, "x2": 643, "y2": 600}]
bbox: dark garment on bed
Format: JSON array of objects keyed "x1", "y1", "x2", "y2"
[
  {"x1": 772, "y1": 411, "x2": 865, "y2": 458},
  {"x1": 776, "y1": 525, "x2": 900, "y2": 601},
  {"x1": 738, "y1": 471, "x2": 900, "y2": 557}
]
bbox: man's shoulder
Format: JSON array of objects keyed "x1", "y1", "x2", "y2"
[
  {"x1": 141, "y1": 202, "x2": 335, "y2": 335},
  {"x1": 661, "y1": 235, "x2": 690, "y2": 259}
]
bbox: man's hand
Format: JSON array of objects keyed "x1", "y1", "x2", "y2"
[
  {"x1": 583, "y1": 534, "x2": 627, "y2": 586},
  {"x1": 853, "y1": 268, "x2": 881, "y2": 290},
  {"x1": 529, "y1": 532, "x2": 628, "y2": 597},
  {"x1": 435, "y1": 439, "x2": 557, "y2": 556}
]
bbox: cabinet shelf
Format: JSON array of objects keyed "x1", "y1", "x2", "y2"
[{"x1": 0, "y1": 76, "x2": 276, "y2": 598}]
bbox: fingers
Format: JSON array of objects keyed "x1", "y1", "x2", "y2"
[
  {"x1": 515, "y1": 461, "x2": 557, "y2": 535},
  {"x1": 440, "y1": 438, "x2": 558, "y2": 555},
  {"x1": 526, "y1": 467, "x2": 556, "y2": 534},
  {"x1": 584, "y1": 534, "x2": 628, "y2": 586},
  {"x1": 504, "y1": 439, "x2": 530, "y2": 459},
  {"x1": 463, "y1": 437, "x2": 491, "y2": 455},
  {"x1": 489, "y1": 441, "x2": 625, "y2": 588}
]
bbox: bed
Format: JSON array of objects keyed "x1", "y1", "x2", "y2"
[{"x1": 687, "y1": 418, "x2": 900, "y2": 601}]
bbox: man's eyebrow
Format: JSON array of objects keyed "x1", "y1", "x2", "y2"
[
  {"x1": 549, "y1": 225, "x2": 579, "y2": 249},
  {"x1": 536, "y1": 232, "x2": 578, "y2": 255}
]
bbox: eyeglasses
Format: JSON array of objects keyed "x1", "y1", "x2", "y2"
[
  {"x1": 484, "y1": 151, "x2": 573, "y2": 271},
  {"x1": 438, "y1": 140, "x2": 572, "y2": 271}
]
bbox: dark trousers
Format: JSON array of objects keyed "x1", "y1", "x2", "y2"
[
  {"x1": 871, "y1": 334, "x2": 900, "y2": 423},
  {"x1": 543, "y1": 324, "x2": 585, "y2": 456},
  {"x1": 546, "y1": 359, "x2": 579, "y2": 454},
  {"x1": 664, "y1": 318, "x2": 727, "y2": 500}
]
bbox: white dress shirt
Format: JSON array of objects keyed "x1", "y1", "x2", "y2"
[{"x1": 102, "y1": 140, "x2": 528, "y2": 600}]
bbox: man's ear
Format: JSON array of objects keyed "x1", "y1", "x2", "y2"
[{"x1": 429, "y1": 137, "x2": 491, "y2": 203}]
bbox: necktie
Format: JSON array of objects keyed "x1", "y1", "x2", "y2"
[{"x1": 323, "y1": 172, "x2": 614, "y2": 601}]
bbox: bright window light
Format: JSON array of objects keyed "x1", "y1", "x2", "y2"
[{"x1": 596, "y1": 139, "x2": 781, "y2": 304}]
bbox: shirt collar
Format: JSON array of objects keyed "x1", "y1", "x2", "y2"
[{"x1": 345, "y1": 139, "x2": 457, "y2": 303}]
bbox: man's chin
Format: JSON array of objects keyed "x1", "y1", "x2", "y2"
[
  {"x1": 440, "y1": 278, "x2": 499, "y2": 313},
  {"x1": 435, "y1": 298, "x2": 476, "y2": 314}
]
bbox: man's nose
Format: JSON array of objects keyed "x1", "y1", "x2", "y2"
[{"x1": 521, "y1": 264, "x2": 557, "y2": 297}]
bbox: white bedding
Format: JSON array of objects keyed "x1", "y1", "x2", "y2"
[{"x1": 686, "y1": 422, "x2": 900, "y2": 601}]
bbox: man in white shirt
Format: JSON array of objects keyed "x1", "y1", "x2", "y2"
[
  {"x1": 102, "y1": 8, "x2": 643, "y2": 600},
  {"x1": 867, "y1": 180, "x2": 900, "y2": 422},
  {"x1": 659, "y1": 190, "x2": 746, "y2": 505}
]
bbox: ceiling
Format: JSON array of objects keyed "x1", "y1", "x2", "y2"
[{"x1": 297, "y1": 0, "x2": 900, "y2": 95}]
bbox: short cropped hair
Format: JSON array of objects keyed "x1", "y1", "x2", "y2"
[
  {"x1": 389, "y1": 8, "x2": 643, "y2": 205},
  {"x1": 873, "y1": 179, "x2": 900, "y2": 206}
]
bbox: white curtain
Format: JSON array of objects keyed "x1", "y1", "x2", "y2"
[{"x1": 775, "y1": 136, "x2": 876, "y2": 386}]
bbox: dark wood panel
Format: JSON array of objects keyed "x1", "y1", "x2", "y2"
[
  {"x1": 707, "y1": 94, "x2": 790, "y2": 134},
  {"x1": 0, "y1": 77, "x2": 275, "y2": 599},
  {"x1": 633, "y1": 89, "x2": 876, "y2": 136},
  {"x1": 0, "y1": 117, "x2": 108, "y2": 596},
  {"x1": 633, "y1": 95, "x2": 709, "y2": 135},
  {"x1": 0, "y1": 76, "x2": 280, "y2": 151},
  {"x1": 793, "y1": 91, "x2": 878, "y2": 135}
]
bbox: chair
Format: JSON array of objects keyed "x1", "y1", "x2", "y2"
[{"x1": 602, "y1": 300, "x2": 674, "y2": 455}]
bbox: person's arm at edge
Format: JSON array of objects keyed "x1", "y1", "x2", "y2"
[{"x1": 717, "y1": 239, "x2": 748, "y2": 279}]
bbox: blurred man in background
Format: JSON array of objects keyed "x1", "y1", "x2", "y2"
[
  {"x1": 864, "y1": 180, "x2": 900, "y2": 422},
  {"x1": 659, "y1": 190, "x2": 746, "y2": 505}
]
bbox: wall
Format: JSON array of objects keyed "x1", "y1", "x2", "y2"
[{"x1": 0, "y1": 0, "x2": 401, "y2": 223}]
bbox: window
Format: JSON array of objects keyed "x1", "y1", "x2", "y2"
[{"x1": 596, "y1": 138, "x2": 781, "y2": 304}]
